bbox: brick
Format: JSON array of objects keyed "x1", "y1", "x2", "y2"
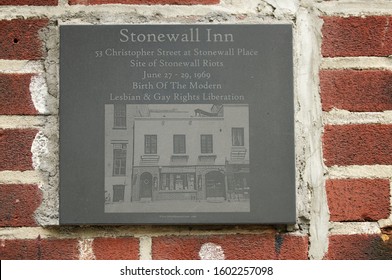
[
  {"x1": 326, "y1": 179, "x2": 390, "y2": 222},
  {"x1": 69, "y1": 0, "x2": 219, "y2": 5},
  {"x1": 323, "y1": 124, "x2": 392, "y2": 166},
  {"x1": 0, "y1": 0, "x2": 58, "y2": 5},
  {"x1": 0, "y1": 238, "x2": 79, "y2": 260},
  {"x1": 0, "y1": 74, "x2": 38, "y2": 115},
  {"x1": 0, "y1": 184, "x2": 42, "y2": 227},
  {"x1": 322, "y1": 16, "x2": 392, "y2": 57},
  {"x1": 0, "y1": 129, "x2": 38, "y2": 171},
  {"x1": 92, "y1": 237, "x2": 139, "y2": 260},
  {"x1": 325, "y1": 234, "x2": 392, "y2": 260},
  {"x1": 152, "y1": 233, "x2": 308, "y2": 260},
  {"x1": 0, "y1": 19, "x2": 48, "y2": 60},
  {"x1": 320, "y1": 70, "x2": 392, "y2": 112}
]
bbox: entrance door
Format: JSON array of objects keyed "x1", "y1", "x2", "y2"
[
  {"x1": 112, "y1": 185, "x2": 125, "y2": 202},
  {"x1": 205, "y1": 171, "x2": 225, "y2": 198},
  {"x1": 140, "y1": 172, "x2": 153, "y2": 198}
]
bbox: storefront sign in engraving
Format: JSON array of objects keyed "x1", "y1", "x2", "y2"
[{"x1": 59, "y1": 25, "x2": 294, "y2": 224}]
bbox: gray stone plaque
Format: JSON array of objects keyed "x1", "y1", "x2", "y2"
[{"x1": 59, "y1": 24, "x2": 294, "y2": 224}]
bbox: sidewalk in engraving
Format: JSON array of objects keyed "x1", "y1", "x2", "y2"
[{"x1": 105, "y1": 199, "x2": 250, "y2": 213}]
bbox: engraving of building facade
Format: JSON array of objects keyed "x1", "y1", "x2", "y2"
[{"x1": 105, "y1": 104, "x2": 249, "y2": 207}]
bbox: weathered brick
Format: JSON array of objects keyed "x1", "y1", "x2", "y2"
[
  {"x1": 92, "y1": 237, "x2": 139, "y2": 260},
  {"x1": 323, "y1": 124, "x2": 392, "y2": 166},
  {"x1": 69, "y1": 0, "x2": 219, "y2": 5},
  {"x1": 322, "y1": 16, "x2": 392, "y2": 57},
  {"x1": 320, "y1": 70, "x2": 392, "y2": 112},
  {"x1": 0, "y1": 238, "x2": 79, "y2": 260},
  {"x1": 326, "y1": 179, "x2": 390, "y2": 222},
  {"x1": 0, "y1": 129, "x2": 38, "y2": 171},
  {"x1": 325, "y1": 234, "x2": 392, "y2": 260},
  {"x1": 0, "y1": 19, "x2": 48, "y2": 60},
  {"x1": 152, "y1": 233, "x2": 308, "y2": 260},
  {"x1": 0, "y1": 184, "x2": 42, "y2": 227},
  {"x1": 0, "y1": 74, "x2": 38, "y2": 115},
  {"x1": 0, "y1": 0, "x2": 58, "y2": 5}
]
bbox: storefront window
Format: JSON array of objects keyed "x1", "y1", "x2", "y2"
[{"x1": 160, "y1": 173, "x2": 196, "y2": 191}]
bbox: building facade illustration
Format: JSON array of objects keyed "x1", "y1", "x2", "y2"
[{"x1": 105, "y1": 103, "x2": 250, "y2": 212}]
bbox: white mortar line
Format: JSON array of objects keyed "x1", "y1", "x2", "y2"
[
  {"x1": 316, "y1": 2, "x2": 392, "y2": 16},
  {"x1": 321, "y1": 57, "x2": 392, "y2": 71},
  {"x1": 0, "y1": 227, "x2": 56, "y2": 239},
  {"x1": 78, "y1": 239, "x2": 96, "y2": 260},
  {"x1": 296, "y1": 8, "x2": 328, "y2": 260},
  {"x1": 58, "y1": 0, "x2": 68, "y2": 6},
  {"x1": 0, "y1": 2, "x2": 262, "y2": 20},
  {"x1": 0, "y1": 116, "x2": 49, "y2": 129},
  {"x1": 0, "y1": 171, "x2": 43, "y2": 184},
  {"x1": 0, "y1": 60, "x2": 44, "y2": 74},
  {"x1": 323, "y1": 110, "x2": 392, "y2": 125},
  {"x1": 328, "y1": 165, "x2": 392, "y2": 179},
  {"x1": 30, "y1": 74, "x2": 54, "y2": 115},
  {"x1": 199, "y1": 242, "x2": 225, "y2": 260},
  {"x1": 329, "y1": 222, "x2": 381, "y2": 235},
  {"x1": 139, "y1": 236, "x2": 152, "y2": 260},
  {"x1": 0, "y1": 226, "x2": 293, "y2": 240}
]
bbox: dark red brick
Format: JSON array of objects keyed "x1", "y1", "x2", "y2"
[
  {"x1": 0, "y1": 129, "x2": 38, "y2": 171},
  {"x1": 323, "y1": 124, "x2": 392, "y2": 166},
  {"x1": 0, "y1": 74, "x2": 38, "y2": 115},
  {"x1": 320, "y1": 70, "x2": 392, "y2": 112},
  {"x1": 322, "y1": 16, "x2": 392, "y2": 57},
  {"x1": 0, "y1": 238, "x2": 79, "y2": 260},
  {"x1": 152, "y1": 233, "x2": 308, "y2": 260},
  {"x1": 0, "y1": 184, "x2": 42, "y2": 227},
  {"x1": 0, "y1": 0, "x2": 58, "y2": 5},
  {"x1": 92, "y1": 237, "x2": 139, "y2": 260},
  {"x1": 325, "y1": 234, "x2": 392, "y2": 260},
  {"x1": 326, "y1": 179, "x2": 390, "y2": 222},
  {"x1": 0, "y1": 19, "x2": 48, "y2": 60},
  {"x1": 69, "y1": 0, "x2": 218, "y2": 4}
]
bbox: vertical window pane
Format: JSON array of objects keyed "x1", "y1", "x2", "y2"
[
  {"x1": 144, "y1": 135, "x2": 157, "y2": 154},
  {"x1": 151, "y1": 135, "x2": 157, "y2": 153},
  {"x1": 232, "y1": 128, "x2": 244, "y2": 146},
  {"x1": 113, "y1": 144, "x2": 126, "y2": 175},
  {"x1": 161, "y1": 174, "x2": 166, "y2": 190},
  {"x1": 114, "y1": 104, "x2": 126, "y2": 128},
  {"x1": 201, "y1": 135, "x2": 213, "y2": 153},
  {"x1": 173, "y1": 135, "x2": 186, "y2": 154}
]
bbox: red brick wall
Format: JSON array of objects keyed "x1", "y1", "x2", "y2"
[
  {"x1": 320, "y1": 70, "x2": 392, "y2": 112},
  {"x1": 0, "y1": 129, "x2": 38, "y2": 171},
  {"x1": 0, "y1": 1, "x2": 391, "y2": 260},
  {"x1": 92, "y1": 238, "x2": 139, "y2": 260},
  {"x1": 0, "y1": 238, "x2": 79, "y2": 260},
  {"x1": 0, "y1": 0, "x2": 58, "y2": 5},
  {"x1": 0, "y1": 74, "x2": 38, "y2": 115},
  {"x1": 325, "y1": 234, "x2": 392, "y2": 260},
  {"x1": 0, "y1": 184, "x2": 42, "y2": 227},
  {"x1": 326, "y1": 179, "x2": 390, "y2": 222},
  {"x1": 152, "y1": 233, "x2": 308, "y2": 260},
  {"x1": 322, "y1": 16, "x2": 392, "y2": 57},
  {"x1": 321, "y1": 15, "x2": 392, "y2": 259},
  {"x1": 0, "y1": 19, "x2": 48, "y2": 60}
]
